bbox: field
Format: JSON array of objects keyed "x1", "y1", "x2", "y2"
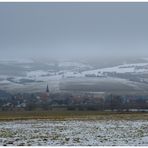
[{"x1": 0, "y1": 111, "x2": 148, "y2": 146}]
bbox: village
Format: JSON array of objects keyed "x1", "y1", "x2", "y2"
[{"x1": 0, "y1": 85, "x2": 148, "y2": 112}]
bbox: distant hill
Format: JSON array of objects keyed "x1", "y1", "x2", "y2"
[{"x1": 1, "y1": 58, "x2": 148, "y2": 94}]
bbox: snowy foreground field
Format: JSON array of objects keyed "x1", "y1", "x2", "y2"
[{"x1": 0, "y1": 119, "x2": 148, "y2": 146}]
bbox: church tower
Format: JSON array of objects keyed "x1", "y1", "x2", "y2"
[
  {"x1": 46, "y1": 84, "x2": 49, "y2": 93},
  {"x1": 46, "y1": 84, "x2": 49, "y2": 97}
]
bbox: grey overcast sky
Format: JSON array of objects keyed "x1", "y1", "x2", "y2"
[{"x1": 0, "y1": 2, "x2": 148, "y2": 60}]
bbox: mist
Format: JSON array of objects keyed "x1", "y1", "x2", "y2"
[{"x1": 0, "y1": 2, "x2": 148, "y2": 61}]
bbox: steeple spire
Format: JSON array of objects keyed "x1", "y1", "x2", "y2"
[{"x1": 46, "y1": 84, "x2": 49, "y2": 93}]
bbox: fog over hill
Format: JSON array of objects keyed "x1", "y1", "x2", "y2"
[
  {"x1": 0, "y1": 3, "x2": 148, "y2": 94},
  {"x1": 0, "y1": 57, "x2": 148, "y2": 94}
]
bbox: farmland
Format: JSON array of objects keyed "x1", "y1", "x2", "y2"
[
  {"x1": 0, "y1": 111, "x2": 148, "y2": 146},
  {"x1": 0, "y1": 111, "x2": 148, "y2": 121}
]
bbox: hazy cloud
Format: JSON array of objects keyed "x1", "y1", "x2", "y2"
[{"x1": 0, "y1": 2, "x2": 148, "y2": 60}]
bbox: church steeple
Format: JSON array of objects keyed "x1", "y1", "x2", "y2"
[{"x1": 46, "y1": 84, "x2": 49, "y2": 93}]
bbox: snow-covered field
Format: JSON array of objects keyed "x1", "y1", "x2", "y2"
[
  {"x1": 83, "y1": 62, "x2": 148, "y2": 75},
  {"x1": 0, "y1": 119, "x2": 148, "y2": 146}
]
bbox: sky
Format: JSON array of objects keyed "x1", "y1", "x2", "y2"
[{"x1": 0, "y1": 2, "x2": 148, "y2": 60}]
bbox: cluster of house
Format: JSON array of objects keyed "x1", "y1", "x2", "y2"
[
  {"x1": 0, "y1": 85, "x2": 148, "y2": 111},
  {"x1": 0, "y1": 85, "x2": 104, "y2": 111}
]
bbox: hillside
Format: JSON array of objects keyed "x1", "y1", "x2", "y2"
[{"x1": 1, "y1": 58, "x2": 148, "y2": 94}]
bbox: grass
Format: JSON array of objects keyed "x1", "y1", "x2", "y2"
[
  {"x1": 0, "y1": 129, "x2": 15, "y2": 138},
  {"x1": 0, "y1": 111, "x2": 147, "y2": 121}
]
